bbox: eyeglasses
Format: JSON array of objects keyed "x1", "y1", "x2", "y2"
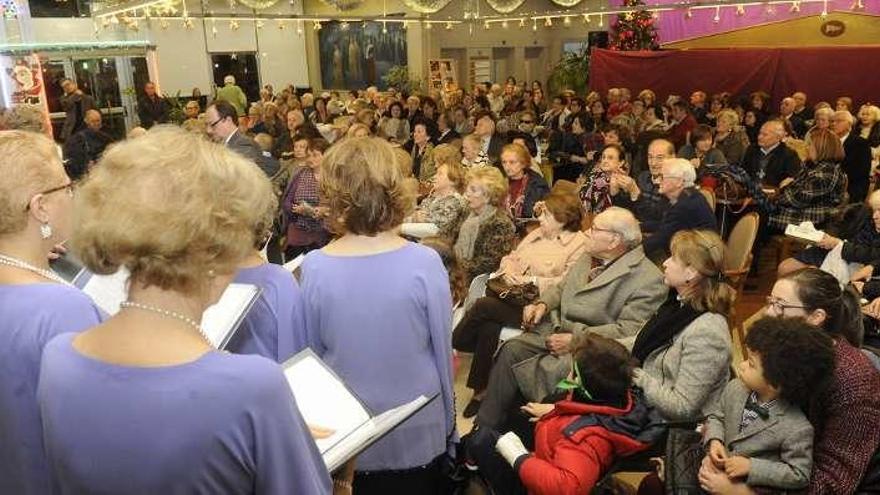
[
  {"x1": 765, "y1": 296, "x2": 808, "y2": 314},
  {"x1": 520, "y1": 120, "x2": 534, "y2": 125},
  {"x1": 588, "y1": 225, "x2": 619, "y2": 237},
  {"x1": 647, "y1": 155, "x2": 668, "y2": 162},
  {"x1": 208, "y1": 117, "x2": 224, "y2": 128},
  {"x1": 25, "y1": 182, "x2": 74, "y2": 211},
  {"x1": 658, "y1": 174, "x2": 683, "y2": 181}
]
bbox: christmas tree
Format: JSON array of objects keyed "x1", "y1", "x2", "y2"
[{"x1": 609, "y1": 0, "x2": 659, "y2": 51}]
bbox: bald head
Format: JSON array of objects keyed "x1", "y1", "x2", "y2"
[
  {"x1": 757, "y1": 120, "x2": 785, "y2": 149},
  {"x1": 780, "y1": 97, "x2": 796, "y2": 117},
  {"x1": 647, "y1": 138, "x2": 676, "y2": 175},
  {"x1": 84, "y1": 109, "x2": 102, "y2": 131}
]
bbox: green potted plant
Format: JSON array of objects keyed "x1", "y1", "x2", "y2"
[{"x1": 547, "y1": 46, "x2": 590, "y2": 96}]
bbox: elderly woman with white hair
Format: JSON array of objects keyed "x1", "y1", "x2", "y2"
[
  {"x1": 643, "y1": 159, "x2": 717, "y2": 258},
  {"x1": 713, "y1": 108, "x2": 749, "y2": 166}
]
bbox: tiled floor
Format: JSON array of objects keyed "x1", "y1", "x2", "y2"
[{"x1": 450, "y1": 245, "x2": 780, "y2": 492}]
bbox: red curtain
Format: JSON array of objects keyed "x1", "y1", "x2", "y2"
[{"x1": 589, "y1": 47, "x2": 880, "y2": 108}]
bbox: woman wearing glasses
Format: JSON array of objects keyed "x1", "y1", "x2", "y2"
[
  {"x1": 759, "y1": 268, "x2": 880, "y2": 494},
  {"x1": 0, "y1": 131, "x2": 102, "y2": 495}
]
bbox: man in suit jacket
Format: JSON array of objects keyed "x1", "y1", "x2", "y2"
[
  {"x1": 741, "y1": 120, "x2": 802, "y2": 187},
  {"x1": 435, "y1": 110, "x2": 460, "y2": 146},
  {"x1": 643, "y1": 159, "x2": 717, "y2": 259},
  {"x1": 474, "y1": 110, "x2": 506, "y2": 167},
  {"x1": 62, "y1": 109, "x2": 112, "y2": 181},
  {"x1": 832, "y1": 110, "x2": 873, "y2": 203},
  {"x1": 205, "y1": 100, "x2": 279, "y2": 178},
  {"x1": 59, "y1": 78, "x2": 96, "y2": 142},
  {"x1": 476, "y1": 207, "x2": 667, "y2": 429}
]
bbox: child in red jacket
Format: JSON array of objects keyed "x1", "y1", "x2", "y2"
[{"x1": 468, "y1": 334, "x2": 665, "y2": 495}]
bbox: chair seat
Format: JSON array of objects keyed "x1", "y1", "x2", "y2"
[{"x1": 499, "y1": 327, "x2": 523, "y2": 342}]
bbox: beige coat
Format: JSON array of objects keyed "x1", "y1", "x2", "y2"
[
  {"x1": 509, "y1": 246, "x2": 667, "y2": 401},
  {"x1": 497, "y1": 229, "x2": 587, "y2": 295}
]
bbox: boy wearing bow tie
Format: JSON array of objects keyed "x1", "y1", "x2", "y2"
[{"x1": 698, "y1": 317, "x2": 835, "y2": 494}]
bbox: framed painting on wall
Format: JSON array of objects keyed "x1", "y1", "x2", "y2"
[{"x1": 318, "y1": 21, "x2": 407, "y2": 90}]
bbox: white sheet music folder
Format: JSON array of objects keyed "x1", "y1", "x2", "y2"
[
  {"x1": 282, "y1": 349, "x2": 436, "y2": 472},
  {"x1": 78, "y1": 268, "x2": 261, "y2": 350}
]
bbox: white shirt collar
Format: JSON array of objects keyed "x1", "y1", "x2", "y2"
[
  {"x1": 761, "y1": 142, "x2": 780, "y2": 155},
  {"x1": 224, "y1": 128, "x2": 238, "y2": 146}
]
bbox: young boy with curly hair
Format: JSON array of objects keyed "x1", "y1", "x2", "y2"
[{"x1": 698, "y1": 317, "x2": 836, "y2": 494}]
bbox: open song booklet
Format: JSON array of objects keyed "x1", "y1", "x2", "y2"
[
  {"x1": 282, "y1": 349, "x2": 436, "y2": 472},
  {"x1": 73, "y1": 268, "x2": 261, "y2": 349}
]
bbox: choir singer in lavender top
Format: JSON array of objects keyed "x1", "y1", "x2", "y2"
[
  {"x1": 300, "y1": 137, "x2": 457, "y2": 494},
  {"x1": 0, "y1": 130, "x2": 104, "y2": 495},
  {"x1": 36, "y1": 127, "x2": 332, "y2": 494}
]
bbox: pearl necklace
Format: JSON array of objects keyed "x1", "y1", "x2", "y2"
[
  {"x1": 119, "y1": 301, "x2": 214, "y2": 348},
  {"x1": 0, "y1": 253, "x2": 73, "y2": 287}
]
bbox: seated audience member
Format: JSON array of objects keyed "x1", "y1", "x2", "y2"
[
  {"x1": 713, "y1": 109, "x2": 748, "y2": 167},
  {"x1": 63, "y1": 109, "x2": 112, "y2": 182},
  {"x1": 453, "y1": 106, "x2": 474, "y2": 136},
  {"x1": 699, "y1": 317, "x2": 835, "y2": 494},
  {"x1": 410, "y1": 162, "x2": 467, "y2": 238},
  {"x1": 38, "y1": 127, "x2": 331, "y2": 493},
  {"x1": 831, "y1": 110, "x2": 873, "y2": 203},
  {"x1": 455, "y1": 167, "x2": 517, "y2": 282},
  {"x1": 643, "y1": 159, "x2": 717, "y2": 259},
  {"x1": 805, "y1": 107, "x2": 834, "y2": 147},
  {"x1": 501, "y1": 143, "x2": 549, "y2": 220},
  {"x1": 476, "y1": 207, "x2": 667, "y2": 429},
  {"x1": 780, "y1": 189, "x2": 880, "y2": 275},
  {"x1": 668, "y1": 101, "x2": 697, "y2": 150},
  {"x1": 346, "y1": 123, "x2": 372, "y2": 139},
  {"x1": 473, "y1": 110, "x2": 506, "y2": 167},
  {"x1": 578, "y1": 143, "x2": 639, "y2": 216},
  {"x1": 300, "y1": 137, "x2": 455, "y2": 493},
  {"x1": 436, "y1": 110, "x2": 461, "y2": 145},
  {"x1": 857, "y1": 104, "x2": 880, "y2": 164},
  {"x1": 431, "y1": 142, "x2": 463, "y2": 171},
  {"x1": 743, "y1": 109, "x2": 760, "y2": 146},
  {"x1": 631, "y1": 139, "x2": 673, "y2": 231},
  {"x1": 632, "y1": 230, "x2": 733, "y2": 422},
  {"x1": 405, "y1": 120, "x2": 436, "y2": 182},
  {"x1": 547, "y1": 112, "x2": 592, "y2": 183},
  {"x1": 282, "y1": 138, "x2": 331, "y2": 260},
  {"x1": 792, "y1": 91, "x2": 813, "y2": 123},
  {"x1": 836, "y1": 96, "x2": 854, "y2": 113},
  {"x1": 206, "y1": 100, "x2": 280, "y2": 178},
  {"x1": 765, "y1": 129, "x2": 846, "y2": 234},
  {"x1": 453, "y1": 192, "x2": 586, "y2": 417},
  {"x1": 469, "y1": 334, "x2": 664, "y2": 495},
  {"x1": 765, "y1": 268, "x2": 880, "y2": 493},
  {"x1": 377, "y1": 101, "x2": 410, "y2": 143},
  {"x1": 507, "y1": 131, "x2": 544, "y2": 177},
  {"x1": 462, "y1": 133, "x2": 490, "y2": 168},
  {"x1": 780, "y1": 96, "x2": 808, "y2": 139},
  {"x1": 0, "y1": 131, "x2": 103, "y2": 495},
  {"x1": 741, "y1": 119, "x2": 802, "y2": 188},
  {"x1": 678, "y1": 124, "x2": 728, "y2": 176},
  {"x1": 273, "y1": 109, "x2": 321, "y2": 159}
]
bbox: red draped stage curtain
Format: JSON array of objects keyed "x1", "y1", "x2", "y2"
[{"x1": 589, "y1": 47, "x2": 880, "y2": 107}]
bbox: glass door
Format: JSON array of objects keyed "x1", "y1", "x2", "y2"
[{"x1": 73, "y1": 57, "x2": 126, "y2": 139}]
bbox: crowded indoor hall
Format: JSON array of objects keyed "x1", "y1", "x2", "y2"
[{"x1": 1, "y1": 0, "x2": 880, "y2": 493}]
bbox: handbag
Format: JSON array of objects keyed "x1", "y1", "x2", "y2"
[{"x1": 486, "y1": 277, "x2": 539, "y2": 307}]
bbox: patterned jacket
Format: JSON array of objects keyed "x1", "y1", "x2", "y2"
[
  {"x1": 456, "y1": 210, "x2": 516, "y2": 282},
  {"x1": 767, "y1": 160, "x2": 846, "y2": 230}
]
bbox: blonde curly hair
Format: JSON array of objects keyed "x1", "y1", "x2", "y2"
[{"x1": 71, "y1": 126, "x2": 276, "y2": 294}]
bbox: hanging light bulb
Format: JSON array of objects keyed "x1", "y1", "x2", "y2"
[
  {"x1": 532, "y1": 18, "x2": 538, "y2": 31},
  {"x1": 598, "y1": 13, "x2": 603, "y2": 26},
  {"x1": 502, "y1": 19, "x2": 509, "y2": 28},
  {"x1": 544, "y1": 17, "x2": 552, "y2": 27},
  {"x1": 211, "y1": 21, "x2": 218, "y2": 37},
  {"x1": 110, "y1": 15, "x2": 120, "y2": 24},
  {"x1": 230, "y1": 19, "x2": 239, "y2": 30},
  {"x1": 789, "y1": 1, "x2": 800, "y2": 12},
  {"x1": 563, "y1": 15, "x2": 571, "y2": 27},
  {"x1": 340, "y1": 20, "x2": 349, "y2": 30},
  {"x1": 402, "y1": 20, "x2": 408, "y2": 29},
  {"x1": 713, "y1": 5, "x2": 720, "y2": 22},
  {"x1": 183, "y1": 17, "x2": 194, "y2": 29},
  {"x1": 765, "y1": 3, "x2": 775, "y2": 15},
  {"x1": 256, "y1": 19, "x2": 264, "y2": 28},
  {"x1": 277, "y1": 20, "x2": 285, "y2": 30},
  {"x1": 425, "y1": 21, "x2": 433, "y2": 30},
  {"x1": 651, "y1": 10, "x2": 659, "y2": 19},
  {"x1": 160, "y1": 18, "x2": 169, "y2": 29},
  {"x1": 519, "y1": 18, "x2": 525, "y2": 28},
  {"x1": 313, "y1": 20, "x2": 322, "y2": 30},
  {"x1": 736, "y1": 4, "x2": 745, "y2": 15},
  {"x1": 101, "y1": 16, "x2": 111, "y2": 27},
  {"x1": 382, "y1": 21, "x2": 388, "y2": 34},
  {"x1": 296, "y1": 20, "x2": 303, "y2": 34},
  {"x1": 93, "y1": 20, "x2": 100, "y2": 34},
  {"x1": 851, "y1": 0, "x2": 864, "y2": 9},
  {"x1": 445, "y1": 21, "x2": 453, "y2": 29},
  {"x1": 685, "y1": 7, "x2": 693, "y2": 19},
  {"x1": 583, "y1": 13, "x2": 591, "y2": 23}
]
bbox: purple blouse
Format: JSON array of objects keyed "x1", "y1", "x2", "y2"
[
  {"x1": 226, "y1": 263, "x2": 306, "y2": 363},
  {"x1": 301, "y1": 242, "x2": 456, "y2": 471},
  {"x1": 0, "y1": 284, "x2": 103, "y2": 495},
  {"x1": 38, "y1": 333, "x2": 331, "y2": 494}
]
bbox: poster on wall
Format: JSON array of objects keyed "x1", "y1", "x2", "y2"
[
  {"x1": 0, "y1": 53, "x2": 53, "y2": 137},
  {"x1": 428, "y1": 59, "x2": 456, "y2": 90},
  {"x1": 319, "y1": 21, "x2": 407, "y2": 90}
]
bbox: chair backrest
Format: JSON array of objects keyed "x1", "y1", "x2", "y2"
[
  {"x1": 724, "y1": 212, "x2": 759, "y2": 273},
  {"x1": 699, "y1": 187, "x2": 716, "y2": 212}
]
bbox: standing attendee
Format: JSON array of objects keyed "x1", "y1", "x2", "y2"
[
  {"x1": 59, "y1": 78, "x2": 96, "y2": 141},
  {"x1": 831, "y1": 110, "x2": 873, "y2": 203},
  {"x1": 136, "y1": 81, "x2": 169, "y2": 129},
  {"x1": 205, "y1": 100, "x2": 280, "y2": 178},
  {"x1": 215, "y1": 75, "x2": 247, "y2": 118},
  {"x1": 0, "y1": 131, "x2": 102, "y2": 495},
  {"x1": 62, "y1": 109, "x2": 112, "y2": 182},
  {"x1": 37, "y1": 127, "x2": 331, "y2": 494},
  {"x1": 282, "y1": 138, "x2": 331, "y2": 260},
  {"x1": 301, "y1": 137, "x2": 456, "y2": 494}
]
